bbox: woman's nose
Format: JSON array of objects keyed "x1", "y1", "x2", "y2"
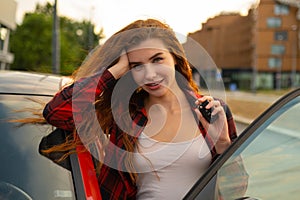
[{"x1": 144, "y1": 64, "x2": 157, "y2": 80}]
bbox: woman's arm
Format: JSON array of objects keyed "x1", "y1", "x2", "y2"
[
  {"x1": 43, "y1": 69, "x2": 117, "y2": 131},
  {"x1": 43, "y1": 52, "x2": 130, "y2": 131},
  {"x1": 195, "y1": 97, "x2": 237, "y2": 154},
  {"x1": 216, "y1": 101, "x2": 237, "y2": 152}
]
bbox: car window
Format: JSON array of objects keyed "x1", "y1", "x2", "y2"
[
  {"x1": 188, "y1": 93, "x2": 300, "y2": 200},
  {"x1": 0, "y1": 95, "x2": 75, "y2": 200}
]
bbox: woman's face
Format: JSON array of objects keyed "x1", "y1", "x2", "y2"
[{"x1": 127, "y1": 38, "x2": 177, "y2": 98}]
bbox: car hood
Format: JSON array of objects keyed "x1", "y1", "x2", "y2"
[{"x1": 0, "y1": 70, "x2": 72, "y2": 96}]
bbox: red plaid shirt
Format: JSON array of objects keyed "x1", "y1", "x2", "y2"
[{"x1": 43, "y1": 70, "x2": 238, "y2": 200}]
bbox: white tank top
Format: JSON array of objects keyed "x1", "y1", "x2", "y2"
[{"x1": 133, "y1": 132, "x2": 212, "y2": 200}]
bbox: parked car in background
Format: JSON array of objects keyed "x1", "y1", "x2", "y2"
[{"x1": 0, "y1": 71, "x2": 101, "y2": 200}]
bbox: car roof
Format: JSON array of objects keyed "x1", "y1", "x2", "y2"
[{"x1": 0, "y1": 70, "x2": 72, "y2": 96}]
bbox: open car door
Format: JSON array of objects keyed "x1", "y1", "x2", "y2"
[{"x1": 184, "y1": 88, "x2": 300, "y2": 200}]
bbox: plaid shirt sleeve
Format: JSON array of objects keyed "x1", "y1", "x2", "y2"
[
  {"x1": 206, "y1": 98, "x2": 238, "y2": 162},
  {"x1": 223, "y1": 99, "x2": 238, "y2": 142},
  {"x1": 43, "y1": 70, "x2": 117, "y2": 131}
]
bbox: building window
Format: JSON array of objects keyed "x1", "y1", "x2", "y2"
[
  {"x1": 274, "y1": 4, "x2": 290, "y2": 15},
  {"x1": 271, "y1": 44, "x2": 285, "y2": 55},
  {"x1": 268, "y1": 57, "x2": 282, "y2": 68},
  {"x1": 267, "y1": 17, "x2": 282, "y2": 28},
  {"x1": 274, "y1": 31, "x2": 288, "y2": 41}
]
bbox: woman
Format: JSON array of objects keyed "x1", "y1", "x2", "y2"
[{"x1": 43, "y1": 18, "x2": 238, "y2": 199}]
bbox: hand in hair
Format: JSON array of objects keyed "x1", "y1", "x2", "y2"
[{"x1": 108, "y1": 50, "x2": 130, "y2": 79}]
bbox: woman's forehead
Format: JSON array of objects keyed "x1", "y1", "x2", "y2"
[
  {"x1": 127, "y1": 48, "x2": 167, "y2": 60},
  {"x1": 127, "y1": 38, "x2": 167, "y2": 52},
  {"x1": 126, "y1": 46, "x2": 170, "y2": 62}
]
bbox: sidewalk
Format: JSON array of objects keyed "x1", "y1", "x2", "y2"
[{"x1": 224, "y1": 91, "x2": 283, "y2": 124}]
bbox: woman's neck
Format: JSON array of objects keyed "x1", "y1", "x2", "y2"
[{"x1": 145, "y1": 87, "x2": 189, "y2": 114}]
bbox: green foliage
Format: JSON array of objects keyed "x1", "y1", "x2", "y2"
[{"x1": 10, "y1": 2, "x2": 104, "y2": 75}]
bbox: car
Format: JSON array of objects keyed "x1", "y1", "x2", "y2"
[
  {"x1": 184, "y1": 87, "x2": 300, "y2": 199},
  {"x1": 0, "y1": 71, "x2": 101, "y2": 200},
  {"x1": 1, "y1": 70, "x2": 300, "y2": 200}
]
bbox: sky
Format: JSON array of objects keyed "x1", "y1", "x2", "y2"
[{"x1": 14, "y1": 0, "x2": 259, "y2": 41}]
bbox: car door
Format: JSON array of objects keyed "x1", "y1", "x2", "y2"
[
  {"x1": 0, "y1": 94, "x2": 76, "y2": 199},
  {"x1": 184, "y1": 88, "x2": 300, "y2": 200},
  {"x1": 0, "y1": 94, "x2": 101, "y2": 200}
]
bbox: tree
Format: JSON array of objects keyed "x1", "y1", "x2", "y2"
[{"x1": 10, "y1": 2, "x2": 103, "y2": 75}]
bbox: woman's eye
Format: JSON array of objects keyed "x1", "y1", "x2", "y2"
[
  {"x1": 132, "y1": 64, "x2": 144, "y2": 71},
  {"x1": 153, "y1": 57, "x2": 163, "y2": 63}
]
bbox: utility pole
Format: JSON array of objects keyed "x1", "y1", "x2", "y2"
[
  {"x1": 291, "y1": 25, "x2": 297, "y2": 88},
  {"x1": 251, "y1": 8, "x2": 258, "y2": 93},
  {"x1": 52, "y1": 0, "x2": 60, "y2": 74}
]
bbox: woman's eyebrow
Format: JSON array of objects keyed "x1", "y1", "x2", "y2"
[
  {"x1": 129, "y1": 52, "x2": 164, "y2": 65},
  {"x1": 149, "y1": 52, "x2": 163, "y2": 60}
]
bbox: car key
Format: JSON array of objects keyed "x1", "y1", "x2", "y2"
[{"x1": 198, "y1": 100, "x2": 218, "y2": 123}]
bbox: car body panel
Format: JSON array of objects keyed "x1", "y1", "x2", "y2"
[
  {"x1": 0, "y1": 95, "x2": 75, "y2": 199},
  {"x1": 0, "y1": 71, "x2": 63, "y2": 95}
]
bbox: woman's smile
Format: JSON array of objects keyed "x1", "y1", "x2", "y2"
[{"x1": 144, "y1": 79, "x2": 164, "y2": 90}]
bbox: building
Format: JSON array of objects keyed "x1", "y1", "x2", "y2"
[
  {"x1": 0, "y1": 0, "x2": 17, "y2": 70},
  {"x1": 185, "y1": 0, "x2": 300, "y2": 90}
]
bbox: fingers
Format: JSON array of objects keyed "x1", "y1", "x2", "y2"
[
  {"x1": 195, "y1": 96, "x2": 223, "y2": 117},
  {"x1": 211, "y1": 100, "x2": 221, "y2": 115},
  {"x1": 108, "y1": 51, "x2": 130, "y2": 79},
  {"x1": 195, "y1": 96, "x2": 216, "y2": 109}
]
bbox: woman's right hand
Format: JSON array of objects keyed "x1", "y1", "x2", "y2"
[{"x1": 108, "y1": 51, "x2": 130, "y2": 79}]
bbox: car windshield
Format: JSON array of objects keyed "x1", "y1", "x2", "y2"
[{"x1": 0, "y1": 95, "x2": 75, "y2": 200}]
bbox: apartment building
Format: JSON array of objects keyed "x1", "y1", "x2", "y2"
[
  {"x1": 0, "y1": 0, "x2": 17, "y2": 70},
  {"x1": 185, "y1": 0, "x2": 300, "y2": 90}
]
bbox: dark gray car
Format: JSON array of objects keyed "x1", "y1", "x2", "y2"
[{"x1": 0, "y1": 71, "x2": 98, "y2": 200}]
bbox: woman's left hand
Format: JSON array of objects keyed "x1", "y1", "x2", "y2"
[{"x1": 194, "y1": 96, "x2": 231, "y2": 154}]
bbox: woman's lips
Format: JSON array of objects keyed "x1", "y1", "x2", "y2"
[{"x1": 144, "y1": 80, "x2": 163, "y2": 90}]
